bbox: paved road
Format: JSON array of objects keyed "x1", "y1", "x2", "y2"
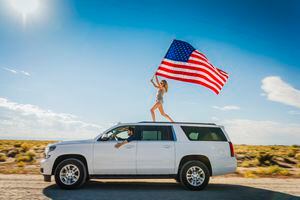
[{"x1": 0, "y1": 174, "x2": 299, "y2": 200}]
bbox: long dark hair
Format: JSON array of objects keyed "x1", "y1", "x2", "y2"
[{"x1": 161, "y1": 80, "x2": 168, "y2": 92}]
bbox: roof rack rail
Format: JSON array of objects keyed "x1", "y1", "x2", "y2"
[{"x1": 138, "y1": 121, "x2": 216, "y2": 125}]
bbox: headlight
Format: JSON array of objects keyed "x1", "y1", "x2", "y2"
[
  {"x1": 49, "y1": 145, "x2": 56, "y2": 152},
  {"x1": 45, "y1": 145, "x2": 56, "y2": 158}
]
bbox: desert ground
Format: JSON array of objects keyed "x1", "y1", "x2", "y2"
[
  {"x1": 0, "y1": 140, "x2": 300, "y2": 199},
  {"x1": 0, "y1": 174, "x2": 299, "y2": 200}
]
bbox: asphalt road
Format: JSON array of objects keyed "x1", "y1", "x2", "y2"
[{"x1": 0, "y1": 174, "x2": 299, "y2": 200}]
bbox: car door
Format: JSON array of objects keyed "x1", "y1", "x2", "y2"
[
  {"x1": 136, "y1": 125, "x2": 175, "y2": 174},
  {"x1": 93, "y1": 126, "x2": 136, "y2": 174}
]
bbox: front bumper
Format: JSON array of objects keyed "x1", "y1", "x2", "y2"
[{"x1": 40, "y1": 156, "x2": 55, "y2": 176}]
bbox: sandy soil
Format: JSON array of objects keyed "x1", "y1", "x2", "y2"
[{"x1": 0, "y1": 174, "x2": 299, "y2": 200}]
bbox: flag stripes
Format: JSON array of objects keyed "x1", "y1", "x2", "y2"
[{"x1": 155, "y1": 40, "x2": 229, "y2": 94}]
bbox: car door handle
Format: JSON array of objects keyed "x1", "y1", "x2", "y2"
[
  {"x1": 162, "y1": 145, "x2": 171, "y2": 149},
  {"x1": 125, "y1": 145, "x2": 134, "y2": 149}
]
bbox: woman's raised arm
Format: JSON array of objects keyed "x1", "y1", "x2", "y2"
[
  {"x1": 150, "y1": 77, "x2": 159, "y2": 88},
  {"x1": 155, "y1": 75, "x2": 161, "y2": 86}
]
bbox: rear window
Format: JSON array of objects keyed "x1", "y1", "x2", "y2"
[{"x1": 181, "y1": 126, "x2": 227, "y2": 141}]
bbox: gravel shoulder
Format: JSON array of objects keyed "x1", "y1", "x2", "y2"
[{"x1": 0, "y1": 174, "x2": 299, "y2": 200}]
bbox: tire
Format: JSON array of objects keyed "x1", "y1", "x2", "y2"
[
  {"x1": 54, "y1": 158, "x2": 87, "y2": 189},
  {"x1": 179, "y1": 161, "x2": 210, "y2": 191}
]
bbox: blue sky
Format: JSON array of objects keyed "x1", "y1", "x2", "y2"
[{"x1": 0, "y1": 0, "x2": 299, "y2": 144}]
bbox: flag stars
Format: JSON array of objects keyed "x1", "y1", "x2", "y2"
[{"x1": 165, "y1": 40, "x2": 195, "y2": 62}]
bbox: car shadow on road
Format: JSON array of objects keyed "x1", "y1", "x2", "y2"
[{"x1": 43, "y1": 180, "x2": 298, "y2": 200}]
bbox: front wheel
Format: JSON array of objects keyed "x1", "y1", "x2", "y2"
[
  {"x1": 54, "y1": 158, "x2": 87, "y2": 189},
  {"x1": 179, "y1": 161, "x2": 210, "y2": 190}
]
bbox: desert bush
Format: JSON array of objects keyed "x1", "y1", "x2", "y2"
[
  {"x1": 7, "y1": 149, "x2": 19, "y2": 158},
  {"x1": 16, "y1": 155, "x2": 32, "y2": 162},
  {"x1": 257, "y1": 153, "x2": 275, "y2": 166},
  {"x1": 287, "y1": 150, "x2": 296, "y2": 157},
  {"x1": 278, "y1": 169, "x2": 290, "y2": 176},
  {"x1": 14, "y1": 143, "x2": 21, "y2": 148},
  {"x1": 254, "y1": 166, "x2": 290, "y2": 176},
  {"x1": 16, "y1": 151, "x2": 35, "y2": 162},
  {"x1": 17, "y1": 161, "x2": 25, "y2": 167},
  {"x1": 25, "y1": 151, "x2": 36, "y2": 159},
  {"x1": 240, "y1": 160, "x2": 259, "y2": 167},
  {"x1": 25, "y1": 151, "x2": 36, "y2": 157},
  {"x1": 242, "y1": 171, "x2": 257, "y2": 178},
  {"x1": 0, "y1": 153, "x2": 7, "y2": 162},
  {"x1": 295, "y1": 153, "x2": 300, "y2": 161},
  {"x1": 21, "y1": 143, "x2": 31, "y2": 152}
]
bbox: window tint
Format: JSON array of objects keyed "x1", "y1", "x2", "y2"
[
  {"x1": 181, "y1": 126, "x2": 227, "y2": 141},
  {"x1": 137, "y1": 126, "x2": 174, "y2": 141}
]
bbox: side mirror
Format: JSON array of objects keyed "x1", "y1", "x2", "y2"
[{"x1": 100, "y1": 134, "x2": 109, "y2": 141}]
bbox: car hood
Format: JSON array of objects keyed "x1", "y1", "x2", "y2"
[{"x1": 55, "y1": 139, "x2": 94, "y2": 146}]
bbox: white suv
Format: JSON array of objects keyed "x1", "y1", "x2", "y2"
[{"x1": 40, "y1": 122, "x2": 237, "y2": 190}]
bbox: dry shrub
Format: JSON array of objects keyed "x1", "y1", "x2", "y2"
[
  {"x1": 25, "y1": 150, "x2": 36, "y2": 158},
  {"x1": 243, "y1": 171, "x2": 257, "y2": 178},
  {"x1": 257, "y1": 153, "x2": 275, "y2": 166},
  {"x1": 254, "y1": 166, "x2": 290, "y2": 176},
  {"x1": 17, "y1": 161, "x2": 25, "y2": 167},
  {"x1": 7, "y1": 149, "x2": 19, "y2": 158},
  {"x1": 13, "y1": 143, "x2": 21, "y2": 148},
  {"x1": 21, "y1": 143, "x2": 32, "y2": 152},
  {"x1": 16, "y1": 155, "x2": 32, "y2": 162},
  {"x1": 240, "y1": 160, "x2": 259, "y2": 167},
  {"x1": 0, "y1": 153, "x2": 7, "y2": 162},
  {"x1": 287, "y1": 151, "x2": 296, "y2": 157},
  {"x1": 295, "y1": 153, "x2": 300, "y2": 161},
  {"x1": 16, "y1": 151, "x2": 35, "y2": 163}
]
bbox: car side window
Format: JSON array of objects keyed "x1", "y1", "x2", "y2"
[
  {"x1": 100, "y1": 126, "x2": 133, "y2": 141},
  {"x1": 136, "y1": 125, "x2": 174, "y2": 141},
  {"x1": 181, "y1": 126, "x2": 227, "y2": 141}
]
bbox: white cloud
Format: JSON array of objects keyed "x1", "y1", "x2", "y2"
[
  {"x1": 0, "y1": 97, "x2": 108, "y2": 140},
  {"x1": 2, "y1": 67, "x2": 30, "y2": 76},
  {"x1": 3, "y1": 67, "x2": 17, "y2": 74},
  {"x1": 261, "y1": 76, "x2": 300, "y2": 109},
  {"x1": 20, "y1": 70, "x2": 30, "y2": 76},
  {"x1": 222, "y1": 119, "x2": 300, "y2": 145},
  {"x1": 212, "y1": 105, "x2": 240, "y2": 111}
]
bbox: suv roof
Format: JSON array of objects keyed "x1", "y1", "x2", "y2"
[{"x1": 138, "y1": 121, "x2": 216, "y2": 125}]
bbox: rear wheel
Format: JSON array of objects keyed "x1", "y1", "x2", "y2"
[
  {"x1": 179, "y1": 161, "x2": 210, "y2": 190},
  {"x1": 54, "y1": 158, "x2": 87, "y2": 189}
]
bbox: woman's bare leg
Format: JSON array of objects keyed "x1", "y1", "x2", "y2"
[
  {"x1": 150, "y1": 102, "x2": 160, "y2": 122},
  {"x1": 158, "y1": 104, "x2": 174, "y2": 122}
]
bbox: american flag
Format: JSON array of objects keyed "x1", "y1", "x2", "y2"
[{"x1": 155, "y1": 40, "x2": 229, "y2": 94}]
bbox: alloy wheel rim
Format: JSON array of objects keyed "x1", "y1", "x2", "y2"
[
  {"x1": 59, "y1": 164, "x2": 80, "y2": 185},
  {"x1": 186, "y1": 166, "x2": 205, "y2": 186}
]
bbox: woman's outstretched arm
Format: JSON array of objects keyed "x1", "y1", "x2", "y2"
[
  {"x1": 155, "y1": 75, "x2": 161, "y2": 86},
  {"x1": 151, "y1": 77, "x2": 159, "y2": 88}
]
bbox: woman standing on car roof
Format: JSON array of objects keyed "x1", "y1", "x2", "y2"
[{"x1": 150, "y1": 75, "x2": 174, "y2": 122}]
